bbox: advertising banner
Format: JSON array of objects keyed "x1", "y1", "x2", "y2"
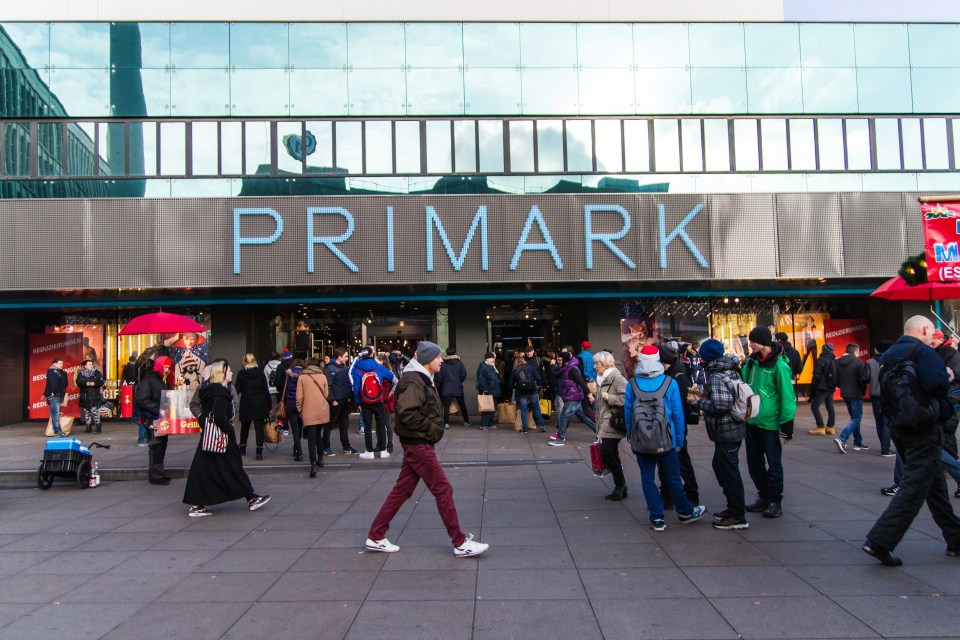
[
  {"x1": 47, "y1": 324, "x2": 105, "y2": 370},
  {"x1": 28, "y1": 334, "x2": 84, "y2": 419},
  {"x1": 922, "y1": 201, "x2": 960, "y2": 282},
  {"x1": 155, "y1": 389, "x2": 201, "y2": 436},
  {"x1": 778, "y1": 313, "x2": 829, "y2": 385},
  {"x1": 824, "y1": 319, "x2": 872, "y2": 399}
]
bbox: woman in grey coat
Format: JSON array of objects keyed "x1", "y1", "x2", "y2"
[{"x1": 594, "y1": 351, "x2": 628, "y2": 500}]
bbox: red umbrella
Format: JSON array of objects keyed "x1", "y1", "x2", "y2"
[
  {"x1": 870, "y1": 276, "x2": 960, "y2": 302},
  {"x1": 118, "y1": 312, "x2": 205, "y2": 336}
]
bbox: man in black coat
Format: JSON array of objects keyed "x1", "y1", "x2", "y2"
[
  {"x1": 438, "y1": 347, "x2": 471, "y2": 428},
  {"x1": 863, "y1": 316, "x2": 960, "y2": 566},
  {"x1": 808, "y1": 343, "x2": 837, "y2": 436},
  {"x1": 833, "y1": 343, "x2": 869, "y2": 453},
  {"x1": 932, "y1": 330, "x2": 960, "y2": 459},
  {"x1": 136, "y1": 356, "x2": 173, "y2": 485},
  {"x1": 776, "y1": 332, "x2": 802, "y2": 441},
  {"x1": 43, "y1": 358, "x2": 69, "y2": 437}
]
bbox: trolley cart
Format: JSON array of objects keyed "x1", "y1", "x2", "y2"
[{"x1": 37, "y1": 438, "x2": 109, "y2": 490}]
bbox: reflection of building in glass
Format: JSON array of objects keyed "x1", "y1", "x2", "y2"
[{"x1": 0, "y1": 26, "x2": 108, "y2": 198}]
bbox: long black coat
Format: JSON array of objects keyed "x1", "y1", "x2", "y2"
[
  {"x1": 234, "y1": 366, "x2": 272, "y2": 422},
  {"x1": 182, "y1": 383, "x2": 254, "y2": 507}
]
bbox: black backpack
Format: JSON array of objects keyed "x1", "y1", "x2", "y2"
[
  {"x1": 513, "y1": 365, "x2": 536, "y2": 393},
  {"x1": 267, "y1": 366, "x2": 278, "y2": 388},
  {"x1": 628, "y1": 378, "x2": 674, "y2": 455},
  {"x1": 879, "y1": 344, "x2": 938, "y2": 431},
  {"x1": 821, "y1": 358, "x2": 837, "y2": 389}
]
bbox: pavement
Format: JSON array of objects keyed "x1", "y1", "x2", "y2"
[{"x1": 0, "y1": 410, "x2": 959, "y2": 639}]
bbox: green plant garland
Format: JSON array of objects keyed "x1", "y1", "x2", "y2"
[{"x1": 898, "y1": 253, "x2": 928, "y2": 286}]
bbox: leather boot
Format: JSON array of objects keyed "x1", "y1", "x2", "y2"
[
  {"x1": 239, "y1": 444, "x2": 247, "y2": 456},
  {"x1": 255, "y1": 448, "x2": 263, "y2": 461},
  {"x1": 309, "y1": 463, "x2": 318, "y2": 478},
  {"x1": 825, "y1": 426, "x2": 836, "y2": 435},
  {"x1": 807, "y1": 427, "x2": 826, "y2": 436},
  {"x1": 605, "y1": 485, "x2": 628, "y2": 501},
  {"x1": 85, "y1": 426, "x2": 92, "y2": 434}
]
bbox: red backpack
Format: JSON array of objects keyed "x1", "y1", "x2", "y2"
[{"x1": 360, "y1": 370, "x2": 384, "y2": 404}]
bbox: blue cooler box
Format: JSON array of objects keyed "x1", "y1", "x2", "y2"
[{"x1": 45, "y1": 438, "x2": 84, "y2": 452}]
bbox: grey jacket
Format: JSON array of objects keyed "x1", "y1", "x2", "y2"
[
  {"x1": 595, "y1": 368, "x2": 627, "y2": 439},
  {"x1": 866, "y1": 357, "x2": 882, "y2": 397}
]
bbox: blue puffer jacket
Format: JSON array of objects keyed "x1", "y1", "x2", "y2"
[
  {"x1": 476, "y1": 362, "x2": 501, "y2": 398},
  {"x1": 351, "y1": 357, "x2": 396, "y2": 405},
  {"x1": 624, "y1": 373, "x2": 685, "y2": 449},
  {"x1": 578, "y1": 349, "x2": 596, "y2": 380}
]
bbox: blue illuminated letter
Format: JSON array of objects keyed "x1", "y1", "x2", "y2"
[
  {"x1": 307, "y1": 207, "x2": 358, "y2": 273},
  {"x1": 233, "y1": 207, "x2": 283, "y2": 274},
  {"x1": 658, "y1": 203, "x2": 708, "y2": 269},
  {"x1": 584, "y1": 204, "x2": 636, "y2": 270},
  {"x1": 510, "y1": 205, "x2": 563, "y2": 271},
  {"x1": 386, "y1": 206, "x2": 395, "y2": 273},
  {"x1": 426, "y1": 206, "x2": 489, "y2": 272}
]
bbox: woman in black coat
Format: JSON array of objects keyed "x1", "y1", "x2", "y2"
[
  {"x1": 183, "y1": 360, "x2": 270, "y2": 517},
  {"x1": 75, "y1": 359, "x2": 105, "y2": 433},
  {"x1": 234, "y1": 353, "x2": 272, "y2": 460}
]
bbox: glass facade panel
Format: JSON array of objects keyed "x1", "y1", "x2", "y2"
[
  {"x1": 854, "y1": 24, "x2": 908, "y2": 68},
  {"x1": 509, "y1": 120, "x2": 534, "y2": 172},
  {"x1": 140, "y1": 69, "x2": 172, "y2": 117},
  {"x1": 405, "y1": 23, "x2": 463, "y2": 69},
  {"x1": 191, "y1": 121, "x2": 219, "y2": 176},
  {"x1": 406, "y1": 68, "x2": 464, "y2": 115},
  {"x1": 874, "y1": 118, "x2": 902, "y2": 170},
  {"x1": 289, "y1": 24, "x2": 347, "y2": 69},
  {"x1": 577, "y1": 24, "x2": 633, "y2": 67},
  {"x1": 846, "y1": 118, "x2": 871, "y2": 170},
  {"x1": 633, "y1": 24, "x2": 689, "y2": 67},
  {"x1": 463, "y1": 23, "x2": 520, "y2": 68},
  {"x1": 595, "y1": 119, "x2": 623, "y2": 173},
  {"x1": 857, "y1": 68, "x2": 913, "y2": 113},
  {"x1": 231, "y1": 69, "x2": 289, "y2": 116},
  {"x1": 536, "y1": 120, "x2": 564, "y2": 172},
  {"x1": 923, "y1": 118, "x2": 949, "y2": 170},
  {"x1": 681, "y1": 119, "x2": 703, "y2": 172},
  {"x1": 635, "y1": 68, "x2": 691, "y2": 114},
  {"x1": 230, "y1": 23, "x2": 288, "y2": 69},
  {"x1": 689, "y1": 24, "x2": 745, "y2": 68},
  {"x1": 521, "y1": 68, "x2": 578, "y2": 115},
  {"x1": 426, "y1": 120, "x2": 452, "y2": 173},
  {"x1": 703, "y1": 119, "x2": 730, "y2": 171},
  {"x1": 520, "y1": 23, "x2": 577, "y2": 68},
  {"x1": 623, "y1": 119, "x2": 650, "y2": 172},
  {"x1": 453, "y1": 120, "x2": 476, "y2": 172},
  {"x1": 691, "y1": 68, "x2": 746, "y2": 114},
  {"x1": 789, "y1": 119, "x2": 817, "y2": 170},
  {"x1": 578, "y1": 68, "x2": 635, "y2": 115},
  {"x1": 733, "y1": 119, "x2": 759, "y2": 171},
  {"x1": 2, "y1": 23, "x2": 49, "y2": 69},
  {"x1": 744, "y1": 24, "x2": 800, "y2": 68},
  {"x1": 911, "y1": 68, "x2": 960, "y2": 112},
  {"x1": 800, "y1": 24, "x2": 855, "y2": 68},
  {"x1": 394, "y1": 121, "x2": 420, "y2": 173},
  {"x1": 908, "y1": 24, "x2": 960, "y2": 67},
  {"x1": 171, "y1": 23, "x2": 229, "y2": 68},
  {"x1": 159, "y1": 121, "x2": 185, "y2": 176},
  {"x1": 747, "y1": 68, "x2": 802, "y2": 113},
  {"x1": 464, "y1": 68, "x2": 521, "y2": 115},
  {"x1": 348, "y1": 23, "x2": 405, "y2": 68},
  {"x1": 760, "y1": 119, "x2": 788, "y2": 171},
  {"x1": 335, "y1": 121, "x2": 362, "y2": 174},
  {"x1": 49, "y1": 69, "x2": 110, "y2": 117},
  {"x1": 243, "y1": 120, "x2": 271, "y2": 173},
  {"x1": 138, "y1": 23, "x2": 171, "y2": 69},
  {"x1": 219, "y1": 121, "x2": 243, "y2": 175},
  {"x1": 901, "y1": 118, "x2": 923, "y2": 170},
  {"x1": 364, "y1": 121, "x2": 393, "y2": 174},
  {"x1": 802, "y1": 68, "x2": 857, "y2": 113},
  {"x1": 172, "y1": 69, "x2": 229, "y2": 116},
  {"x1": 565, "y1": 119, "x2": 593, "y2": 172},
  {"x1": 50, "y1": 23, "x2": 109, "y2": 69},
  {"x1": 654, "y1": 119, "x2": 680, "y2": 172},
  {"x1": 477, "y1": 120, "x2": 504, "y2": 173},
  {"x1": 817, "y1": 119, "x2": 845, "y2": 170},
  {"x1": 290, "y1": 69, "x2": 348, "y2": 116},
  {"x1": 138, "y1": 122, "x2": 159, "y2": 176},
  {"x1": 347, "y1": 68, "x2": 405, "y2": 115}
]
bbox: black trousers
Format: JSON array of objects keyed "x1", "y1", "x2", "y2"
[
  {"x1": 745, "y1": 424, "x2": 784, "y2": 503},
  {"x1": 811, "y1": 390, "x2": 836, "y2": 428},
  {"x1": 328, "y1": 401, "x2": 353, "y2": 450},
  {"x1": 362, "y1": 402, "x2": 389, "y2": 452},
  {"x1": 303, "y1": 424, "x2": 324, "y2": 467},
  {"x1": 599, "y1": 437, "x2": 625, "y2": 489},
  {"x1": 943, "y1": 409, "x2": 959, "y2": 459},
  {"x1": 867, "y1": 428, "x2": 960, "y2": 552},
  {"x1": 712, "y1": 440, "x2": 746, "y2": 519},
  {"x1": 443, "y1": 395, "x2": 471, "y2": 424},
  {"x1": 239, "y1": 419, "x2": 265, "y2": 449},
  {"x1": 658, "y1": 441, "x2": 699, "y2": 504},
  {"x1": 285, "y1": 403, "x2": 302, "y2": 457},
  {"x1": 147, "y1": 432, "x2": 168, "y2": 482}
]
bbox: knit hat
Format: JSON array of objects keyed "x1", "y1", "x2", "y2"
[
  {"x1": 635, "y1": 344, "x2": 665, "y2": 377},
  {"x1": 153, "y1": 355, "x2": 172, "y2": 373},
  {"x1": 933, "y1": 330, "x2": 945, "y2": 341},
  {"x1": 282, "y1": 348, "x2": 292, "y2": 360},
  {"x1": 524, "y1": 344, "x2": 536, "y2": 354},
  {"x1": 775, "y1": 332, "x2": 789, "y2": 343},
  {"x1": 484, "y1": 351, "x2": 496, "y2": 360},
  {"x1": 359, "y1": 346, "x2": 375, "y2": 359},
  {"x1": 876, "y1": 339, "x2": 893, "y2": 354},
  {"x1": 416, "y1": 340, "x2": 442, "y2": 364},
  {"x1": 659, "y1": 341, "x2": 680, "y2": 366},
  {"x1": 748, "y1": 327, "x2": 773, "y2": 347},
  {"x1": 581, "y1": 340, "x2": 591, "y2": 349},
  {"x1": 699, "y1": 339, "x2": 724, "y2": 362}
]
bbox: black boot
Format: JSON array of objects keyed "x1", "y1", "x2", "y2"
[
  {"x1": 605, "y1": 485, "x2": 627, "y2": 501},
  {"x1": 309, "y1": 463, "x2": 318, "y2": 478},
  {"x1": 94, "y1": 427, "x2": 101, "y2": 433},
  {"x1": 239, "y1": 443, "x2": 247, "y2": 456},
  {"x1": 85, "y1": 425, "x2": 92, "y2": 434},
  {"x1": 255, "y1": 448, "x2": 263, "y2": 461}
]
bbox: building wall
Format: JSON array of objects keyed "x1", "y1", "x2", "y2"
[{"x1": 0, "y1": 311, "x2": 26, "y2": 425}]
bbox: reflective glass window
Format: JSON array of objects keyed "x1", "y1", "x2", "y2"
[
  {"x1": 653, "y1": 119, "x2": 680, "y2": 172},
  {"x1": 140, "y1": 69, "x2": 172, "y2": 117},
  {"x1": 691, "y1": 68, "x2": 747, "y2": 114},
  {"x1": 219, "y1": 121, "x2": 242, "y2": 175},
  {"x1": 845, "y1": 119, "x2": 871, "y2": 170},
  {"x1": 51, "y1": 23, "x2": 109, "y2": 69},
  {"x1": 760, "y1": 119, "x2": 788, "y2": 170},
  {"x1": 595, "y1": 119, "x2": 623, "y2": 173},
  {"x1": 750, "y1": 173, "x2": 809, "y2": 192},
  {"x1": 901, "y1": 118, "x2": 923, "y2": 170},
  {"x1": 623, "y1": 120, "x2": 650, "y2": 172},
  {"x1": 137, "y1": 122, "x2": 159, "y2": 176},
  {"x1": 911, "y1": 68, "x2": 960, "y2": 112},
  {"x1": 806, "y1": 173, "x2": 863, "y2": 192},
  {"x1": 633, "y1": 24, "x2": 689, "y2": 68},
  {"x1": 703, "y1": 119, "x2": 730, "y2": 171},
  {"x1": 1, "y1": 23, "x2": 49, "y2": 69},
  {"x1": 917, "y1": 174, "x2": 960, "y2": 191},
  {"x1": 426, "y1": 120, "x2": 452, "y2": 173},
  {"x1": 395, "y1": 121, "x2": 421, "y2": 173},
  {"x1": 536, "y1": 120, "x2": 564, "y2": 172},
  {"x1": 635, "y1": 68, "x2": 691, "y2": 114},
  {"x1": 348, "y1": 23, "x2": 404, "y2": 68},
  {"x1": 49, "y1": 69, "x2": 110, "y2": 117},
  {"x1": 139, "y1": 24, "x2": 171, "y2": 69},
  {"x1": 953, "y1": 120, "x2": 960, "y2": 169},
  {"x1": 454, "y1": 120, "x2": 477, "y2": 172},
  {"x1": 509, "y1": 121, "x2": 534, "y2": 172},
  {"x1": 363, "y1": 121, "x2": 393, "y2": 174},
  {"x1": 347, "y1": 68, "x2": 405, "y2": 115},
  {"x1": 477, "y1": 120, "x2": 505, "y2": 173},
  {"x1": 406, "y1": 23, "x2": 463, "y2": 69},
  {"x1": 230, "y1": 23, "x2": 288, "y2": 69},
  {"x1": 854, "y1": 24, "x2": 908, "y2": 68},
  {"x1": 520, "y1": 23, "x2": 577, "y2": 68},
  {"x1": 816, "y1": 119, "x2": 845, "y2": 170},
  {"x1": 521, "y1": 68, "x2": 578, "y2": 115},
  {"x1": 171, "y1": 69, "x2": 229, "y2": 116},
  {"x1": 289, "y1": 24, "x2": 347, "y2": 69},
  {"x1": 802, "y1": 68, "x2": 857, "y2": 113},
  {"x1": 335, "y1": 121, "x2": 362, "y2": 174},
  {"x1": 689, "y1": 24, "x2": 745, "y2": 68},
  {"x1": 733, "y1": 119, "x2": 760, "y2": 171},
  {"x1": 566, "y1": 119, "x2": 593, "y2": 172},
  {"x1": 747, "y1": 68, "x2": 802, "y2": 113},
  {"x1": 304, "y1": 120, "x2": 334, "y2": 172},
  {"x1": 290, "y1": 69, "x2": 348, "y2": 116},
  {"x1": 874, "y1": 118, "x2": 902, "y2": 170},
  {"x1": 744, "y1": 24, "x2": 800, "y2": 68},
  {"x1": 923, "y1": 118, "x2": 949, "y2": 170},
  {"x1": 464, "y1": 68, "x2": 522, "y2": 115},
  {"x1": 463, "y1": 23, "x2": 520, "y2": 68},
  {"x1": 908, "y1": 24, "x2": 960, "y2": 67},
  {"x1": 789, "y1": 119, "x2": 817, "y2": 171},
  {"x1": 578, "y1": 68, "x2": 635, "y2": 115},
  {"x1": 799, "y1": 24, "x2": 855, "y2": 68},
  {"x1": 857, "y1": 68, "x2": 912, "y2": 113},
  {"x1": 681, "y1": 119, "x2": 703, "y2": 172},
  {"x1": 862, "y1": 173, "x2": 917, "y2": 191},
  {"x1": 406, "y1": 68, "x2": 464, "y2": 115},
  {"x1": 191, "y1": 121, "x2": 220, "y2": 176},
  {"x1": 159, "y1": 121, "x2": 186, "y2": 176},
  {"x1": 171, "y1": 23, "x2": 229, "y2": 68},
  {"x1": 231, "y1": 69, "x2": 289, "y2": 116},
  {"x1": 577, "y1": 24, "x2": 633, "y2": 67},
  {"x1": 242, "y1": 121, "x2": 271, "y2": 174}
]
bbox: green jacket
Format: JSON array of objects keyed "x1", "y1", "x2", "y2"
[{"x1": 741, "y1": 342, "x2": 797, "y2": 431}]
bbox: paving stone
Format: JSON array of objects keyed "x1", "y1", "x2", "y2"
[
  {"x1": 230, "y1": 528, "x2": 323, "y2": 550},
  {"x1": 791, "y1": 564, "x2": 941, "y2": 596},
  {"x1": 148, "y1": 529, "x2": 248, "y2": 550},
  {"x1": 473, "y1": 599, "x2": 603, "y2": 639},
  {"x1": 225, "y1": 601, "x2": 360, "y2": 640},
  {"x1": 106, "y1": 549, "x2": 223, "y2": 574},
  {"x1": 199, "y1": 548, "x2": 305, "y2": 573},
  {"x1": 580, "y1": 567, "x2": 702, "y2": 599},
  {"x1": 0, "y1": 602, "x2": 144, "y2": 640},
  {"x1": 682, "y1": 566, "x2": 820, "y2": 597},
  {"x1": 289, "y1": 548, "x2": 389, "y2": 572},
  {"x1": 901, "y1": 563, "x2": 960, "y2": 595},
  {"x1": 0, "y1": 572, "x2": 96, "y2": 603},
  {"x1": 660, "y1": 540, "x2": 779, "y2": 567},
  {"x1": 380, "y1": 546, "x2": 479, "y2": 571},
  {"x1": 346, "y1": 600, "x2": 474, "y2": 640},
  {"x1": 592, "y1": 597, "x2": 739, "y2": 639},
  {"x1": 260, "y1": 570, "x2": 379, "y2": 601},
  {"x1": 158, "y1": 571, "x2": 282, "y2": 602},
  {"x1": 709, "y1": 595, "x2": 881, "y2": 639},
  {"x1": 72, "y1": 531, "x2": 173, "y2": 551},
  {"x1": 476, "y1": 526, "x2": 567, "y2": 546},
  {"x1": 753, "y1": 541, "x2": 877, "y2": 567},
  {"x1": 476, "y1": 568, "x2": 585, "y2": 600},
  {"x1": 567, "y1": 542, "x2": 676, "y2": 569},
  {"x1": 100, "y1": 602, "x2": 250, "y2": 640},
  {"x1": 832, "y1": 594, "x2": 960, "y2": 637},
  {"x1": 0, "y1": 603, "x2": 40, "y2": 627},
  {"x1": 368, "y1": 569, "x2": 477, "y2": 600},
  {"x1": 0, "y1": 531, "x2": 101, "y2": 552},
  {"x1": 474, "y1": 543, "x2": 573, "y2": 570}
]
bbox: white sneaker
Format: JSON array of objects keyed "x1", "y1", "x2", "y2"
[
  {"x1": 377, "y1": 450, "x2": 390, "y2": 459},
  {"x1": 454, "y1": 533, "x2": 489, "y2": 558},
  {"x1": 358, "y1": 451, "x2": 375, "y2": 459},
  {"x1": 365, "y1": 537, "x2": 400, "y2": 553}
]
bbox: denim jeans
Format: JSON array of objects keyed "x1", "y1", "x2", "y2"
[
  {"x1": 839, "y1": 398, "x2": 864, "y2": 446},
  {"x1": 636, "y1": 449, "x2": 694, "y2": 522},
  {"x1": 517, "y1": 393, "x2": 544, "y2": 432},
  {"x1": 47, "y1": 396, "x2": 63, "y2": 433},
  {"x1": 556, "y1": 399, "x2": 596, "y2": 439},
  {"x1": 137, "y1": 420, "x2": 149, "y2": 444},
  {"x1": 871, "y1": 397, "x2": 891, "y2": 454}
]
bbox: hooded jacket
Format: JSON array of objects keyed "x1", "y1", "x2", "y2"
[
  {"x1": 476, "y1": 361, "x2": 501, "y2": 398},
  {"x1": 811, "y1": 343, "x2": 838, "y2": 392},
  {"x1": 283, "y1": 365, "x2": 302, "y2": 405},
  {"x1": 696, "y1": 354, "x2": 746, "y2": 443},
  {"x1": 134, "y1": 369, "x2": 167, "y2": 418},
  {"x1": 624, "y1": 366, "x2": 685, "y2": 449},
  {"x1": 234, "y1": 365, "x2": 271, "y2": 422},
  {"x1": 393, "y1": 357, "x2": 444, "y2": 445},
  {"x1": 198, "y1": 381, "x2": 235, "y2": 432},
  {"x1": 935, "y1": 341, "x2": 960, "y2": 386},
  {"x1": 741, "y1": 342, "x2": 797, "y2": 431},
  {"x1": 296, "y1": 364, "x2": 331, "y2": 426},
  {"x1": 835, "y1": 353, "x2": 868, "y2": 400},
  {"x1": 437, "y1": 355, "x2": 467, "y2": 397},
  {"x1": 595, "y1": 367, "x2": 627, "y2": 439},
  {"x1": 350, "y1": 356, "x2": 396, "y2": 405},
  {"x1": 779, "y1": 339, "x2": 802, "y2": 377},
  {"x1": 881, "y1": 335, "x2": 952, "y2": 423},
  {"x1": 43, "y1": 366, "x2": 69, "y2": 399}
]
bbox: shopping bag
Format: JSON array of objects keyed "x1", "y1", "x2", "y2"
[
  {"x1": 200, "y1": 415, "x2": 228, "y2": 454},
  {"x1": 45, "y1": 415, "x2": 74, "y2": 437},
  {"x1": 264, "y1": 420, "x2": 282, "y2": 444},
  {"x1": 496, "y1": 401, "x2": 517, "y2": 425},
  {"x1": 275, "y1": 401, "x2": 287, "y2": 421},
  {"x1": 589, "y1": 440, "x2": 609, "y2": 477},
  {"x1": 477, "y1": 394, "x2": 496, "y2": 413},
  {"x1": 449, "y1": 401, "x2": 459, "y2": 416},
  {"x1": 539, "y1": 398, "x2": 552, "y2": 419},
  {"x1": 514, "y1": 408, "x2": 534, "y2": 431}
]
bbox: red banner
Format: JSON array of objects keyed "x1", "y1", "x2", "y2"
[
  {"x1": 922, "y1": 202, "x2": 960, "y2": 282},
  {"x1": 28, "y1": 334, "x2": 84, "y2": 419},
  {"x1": 823, "y1": 319, "x2": 872, "y2": 399}
]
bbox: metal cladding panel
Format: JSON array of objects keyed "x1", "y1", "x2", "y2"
[
  {"x1": 904, "y1": 191, "x2": 928, "y2": 256},
  {"x1": 707, "y1": 194, "x2": 779, "y2": 280},
  {"x1": 840, "y1": 192, "x2": 907, "y2": 277},
  {"x1": 776, "y1": 193, "x2": 843, "y2": 278}
]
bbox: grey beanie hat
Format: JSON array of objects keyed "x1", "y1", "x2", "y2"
[{"x1": 416, "y1": 340, "x2": 442, "y2": 364}]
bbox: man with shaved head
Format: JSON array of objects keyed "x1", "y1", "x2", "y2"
[{"x1": 863, "y1": 316, "x2": 960, "y2": 566}]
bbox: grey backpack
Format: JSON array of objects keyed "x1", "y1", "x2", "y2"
[{"x1": 628, "y1": 377, "x2": 674, "y2": 455}]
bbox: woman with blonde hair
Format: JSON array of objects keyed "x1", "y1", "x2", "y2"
[
  {"x1": 234, "y1": 353, "x2": 271, "y2": 460},
  {"x1": 594, "y1": 350, "x2": 628, "y2": 500}
]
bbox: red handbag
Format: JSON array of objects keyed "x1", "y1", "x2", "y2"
[{"x1": 589, "y1": 439, "x2": 609, "y2": 477}]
